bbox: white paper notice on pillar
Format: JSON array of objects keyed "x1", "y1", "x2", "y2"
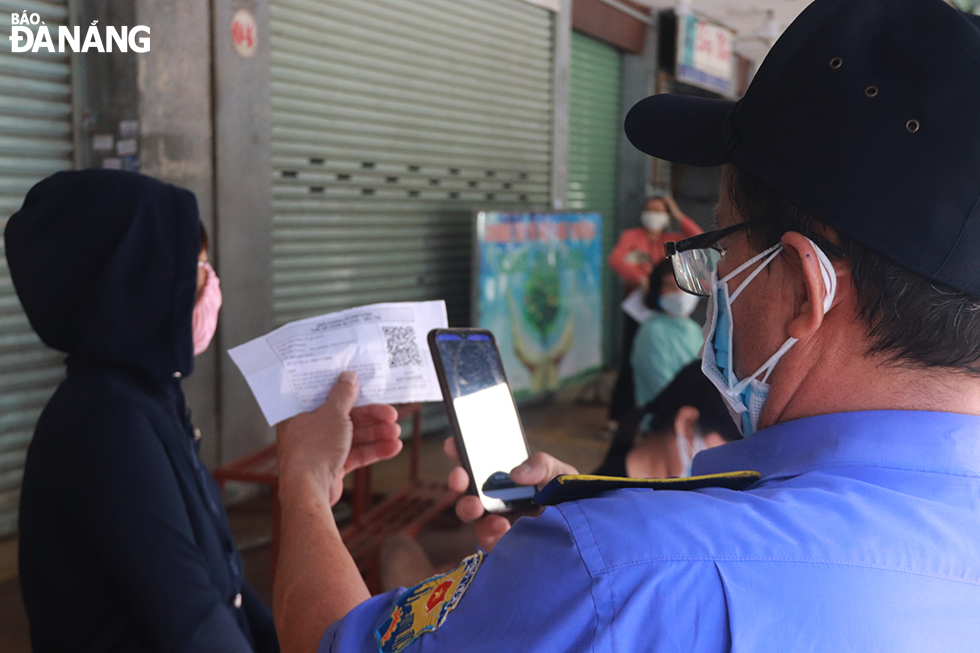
[
  {"x1": 119, "y1": 120, "x2": 139, "y2": 139},
  {"x1": 116, "y1": 139, "x2": 137, "y2": 156},
  {"x1": 92, "y1": 134, "x2": 114, "y2": 151},
  {"x1": 231, "y1": 9, "x2": 257, "y2": 58},
  {"x1": 228, "y1": 301, "x2": 449, "y2": 426}
]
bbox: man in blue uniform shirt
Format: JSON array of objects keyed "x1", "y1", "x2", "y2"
[{"x1": 271, "y1": 0, "x2": 980, "y2": 650}]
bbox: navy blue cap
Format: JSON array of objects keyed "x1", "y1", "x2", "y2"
[{"x1": 625, "y1": 0, "x2": 980, "y2": 297}]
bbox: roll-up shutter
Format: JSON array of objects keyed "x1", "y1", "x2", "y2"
[
  {"x1": 568, "y1": 31, "x2": 621, "y2": 364},
  {"x1": 568, "y1": 32, "x2": 620, "y2": 223},
  {"x1": 0, "y1": 0, "x2": 74, "y2": 536},
  {"x1": 270, "y1": 0, "x2": 554, "y2": 328}
]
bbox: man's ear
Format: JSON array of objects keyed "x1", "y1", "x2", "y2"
[{"x1": 781, "y1": 232, "x2": 831, "y2": 340}]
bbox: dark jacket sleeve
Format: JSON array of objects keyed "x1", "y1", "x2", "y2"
[
  {"x1": 55, "y1": 400, "x2": 256, "y2": 653},
  {"x1": 241, "y1": 581, "x2": 280, "y2": 653}
]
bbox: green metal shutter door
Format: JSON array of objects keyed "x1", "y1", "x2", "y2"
[
  {"x1": 567, "y1": 31, "x2": 621, "y2": 365},
  {"x1": 269, "y1": 0, "x2": 554, "y2": 329},
  {"x1": 0, "y1": 0, "x2": 74, "y2": 536}
]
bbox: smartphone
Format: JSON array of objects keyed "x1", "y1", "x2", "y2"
[{"x1": 428, "y1": 328, "x2": 536, "y2": 513}]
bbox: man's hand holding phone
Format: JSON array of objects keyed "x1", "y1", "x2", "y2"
[
  {"x1": 444, "y1": 437, "x2": 578, "y2": 552},
  {"x1": 428, "y1": 327, "x2": 579, "y2": 551}
]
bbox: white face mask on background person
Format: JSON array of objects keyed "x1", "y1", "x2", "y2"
[
  {"x1": 700, "y1": 237, "x2": 837, "y2": 437},
  {"x1": 676, "y1": 429, "x2": 707, "y2": 478},
  {"x1": 641, "y1": 211, "x2": 671, "y2": 232},
  {"x1": 659, "y1": 291, "x2": 700, "y2": 318}
]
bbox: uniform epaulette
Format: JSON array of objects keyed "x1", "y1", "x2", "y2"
[{"x1": 533, "y1": 471, "x2": 762, "y2": 506}]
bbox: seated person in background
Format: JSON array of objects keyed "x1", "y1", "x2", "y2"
[
  {"x1": 594, "y1": 361, "x2": 740, "y2": 479},
  {"x1": 606, "y1": 193, "x2": 702, "y2": 428},
  {"x1": 631, "y1": 260, "x2": 703, "y2": 406}
]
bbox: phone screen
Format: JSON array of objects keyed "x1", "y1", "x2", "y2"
[{"x1": 434, "y1": 332, "x2": 536, "y2": 511}]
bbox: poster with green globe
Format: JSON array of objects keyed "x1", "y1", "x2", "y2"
[{"x1": 475, "y1": 212, "x2": 603, "y2": 398}]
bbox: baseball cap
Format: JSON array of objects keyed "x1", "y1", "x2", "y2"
[{"x1": 625, "y1": 0, "x2": 980, "y2": 297}]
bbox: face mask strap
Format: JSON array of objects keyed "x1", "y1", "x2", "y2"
[
  {"x1": 706, "y1": 238, "x2": 839, "y2": 437},
  {"x1": 726, "y1": 245, "x2": 834, "y2": 393},
  {"x1": 758, "y1": 336, "x2": 799, "y2": 384},
  {"x1": 732, "y1": 335, "x2": 799, "y2": 393},
  {"x1": 725, "y1": 244, "x2": 782, "y2": 303},
  {"x1": 803, "y1": 237, "x2": 838, "y2": 313}
]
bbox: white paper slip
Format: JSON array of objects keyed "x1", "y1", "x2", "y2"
[
  {"x1": 620, "y1": 288, "x2": 654, "y2": 323},
  {"x1": 228, "y1": 300, "x2": 448, "y2": 426}
]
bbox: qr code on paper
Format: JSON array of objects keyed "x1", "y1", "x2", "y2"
[{"x1": 382, "y1": 326, "x2": 423, "y2": 368}]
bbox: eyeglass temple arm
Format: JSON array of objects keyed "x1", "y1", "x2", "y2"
[
  {"x1": 665, "y1": 223, "x2": 746, "y2": 258},
  {"x1": 667, "y1": 222, "x2": 847, "y2": 261}
]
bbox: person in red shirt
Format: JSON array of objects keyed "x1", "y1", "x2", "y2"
[{"x1": 606, "y1": 194, "x2": 702, "y2": 432}]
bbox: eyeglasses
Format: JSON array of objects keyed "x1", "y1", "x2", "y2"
[
  {"x1": 665, "y1": 223, "x2": 848, "y2": 297},
  {"x1": 664, "y1": 223, "x2": 748, "y2": 297}
]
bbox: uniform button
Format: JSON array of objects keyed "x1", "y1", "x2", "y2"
[
  {"x1": 234, "y1": 593, "x2": 242, "y2": 608},
  {"x1": 193, "y1": 427, "x2": 202, "y2": 441}
]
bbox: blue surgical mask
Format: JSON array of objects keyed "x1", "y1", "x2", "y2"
[{"x1": 701, "y1": 239, "x2": 837, "y2": 436}]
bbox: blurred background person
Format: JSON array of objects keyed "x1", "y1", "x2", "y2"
[
  {"x1": 605, "y1": 194, "x2": 701, "y2": 436},
  {"x1": 631, "y1": 260, "x2": 703, "y2": 408},
  {"x1": 6, "y1": 170, "x2": 278, "y2": 653},
  {"x1": 594, "y1": 361, "x2": 740, "y2": 479}
]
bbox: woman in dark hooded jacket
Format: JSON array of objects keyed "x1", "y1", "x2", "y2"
[{"x1": 5, "y1": 170, "x2": 279, "y2": 653}]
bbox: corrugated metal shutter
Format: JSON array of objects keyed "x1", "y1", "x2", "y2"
[
  {"x1": 568, "y1": 32, "x2": 620, "y2": 221},
  {"x1": 567, "y1": 31, "x2": 621, "y2": 364},
  {"x1": 0, "y1": 0, "x2": 74, "y2": 536},
  {"x1": 270, "y1": 0, "x2": 554, "y2": 329}
]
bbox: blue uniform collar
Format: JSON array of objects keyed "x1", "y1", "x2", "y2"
[{"x1": 692, "y1": 410, "x2": 980, "y2": 481}]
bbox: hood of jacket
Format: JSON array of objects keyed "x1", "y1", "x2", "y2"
[{"x1": 5, "y1": 170, "x2": 200, "y2": 384}]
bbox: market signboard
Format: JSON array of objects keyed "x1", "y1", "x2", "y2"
[
  {"x1": 677, "y1": 14, "x2": 736, "y2": 97},
  {"x1": 474, "y1": 212, "x2": 603, "y2": 399}
]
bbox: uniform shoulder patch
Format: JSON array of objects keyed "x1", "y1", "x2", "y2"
[
  {"x1": 375, "y1": 550, "x2": 484, "y2": 653},
  {"x1": 533, "y1": 471, "x2": 762, "y2": 506}
]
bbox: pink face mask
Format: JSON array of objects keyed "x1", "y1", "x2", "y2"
[{"x1": 193, "y1": 261, "x2": 222, "y2": 355}]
